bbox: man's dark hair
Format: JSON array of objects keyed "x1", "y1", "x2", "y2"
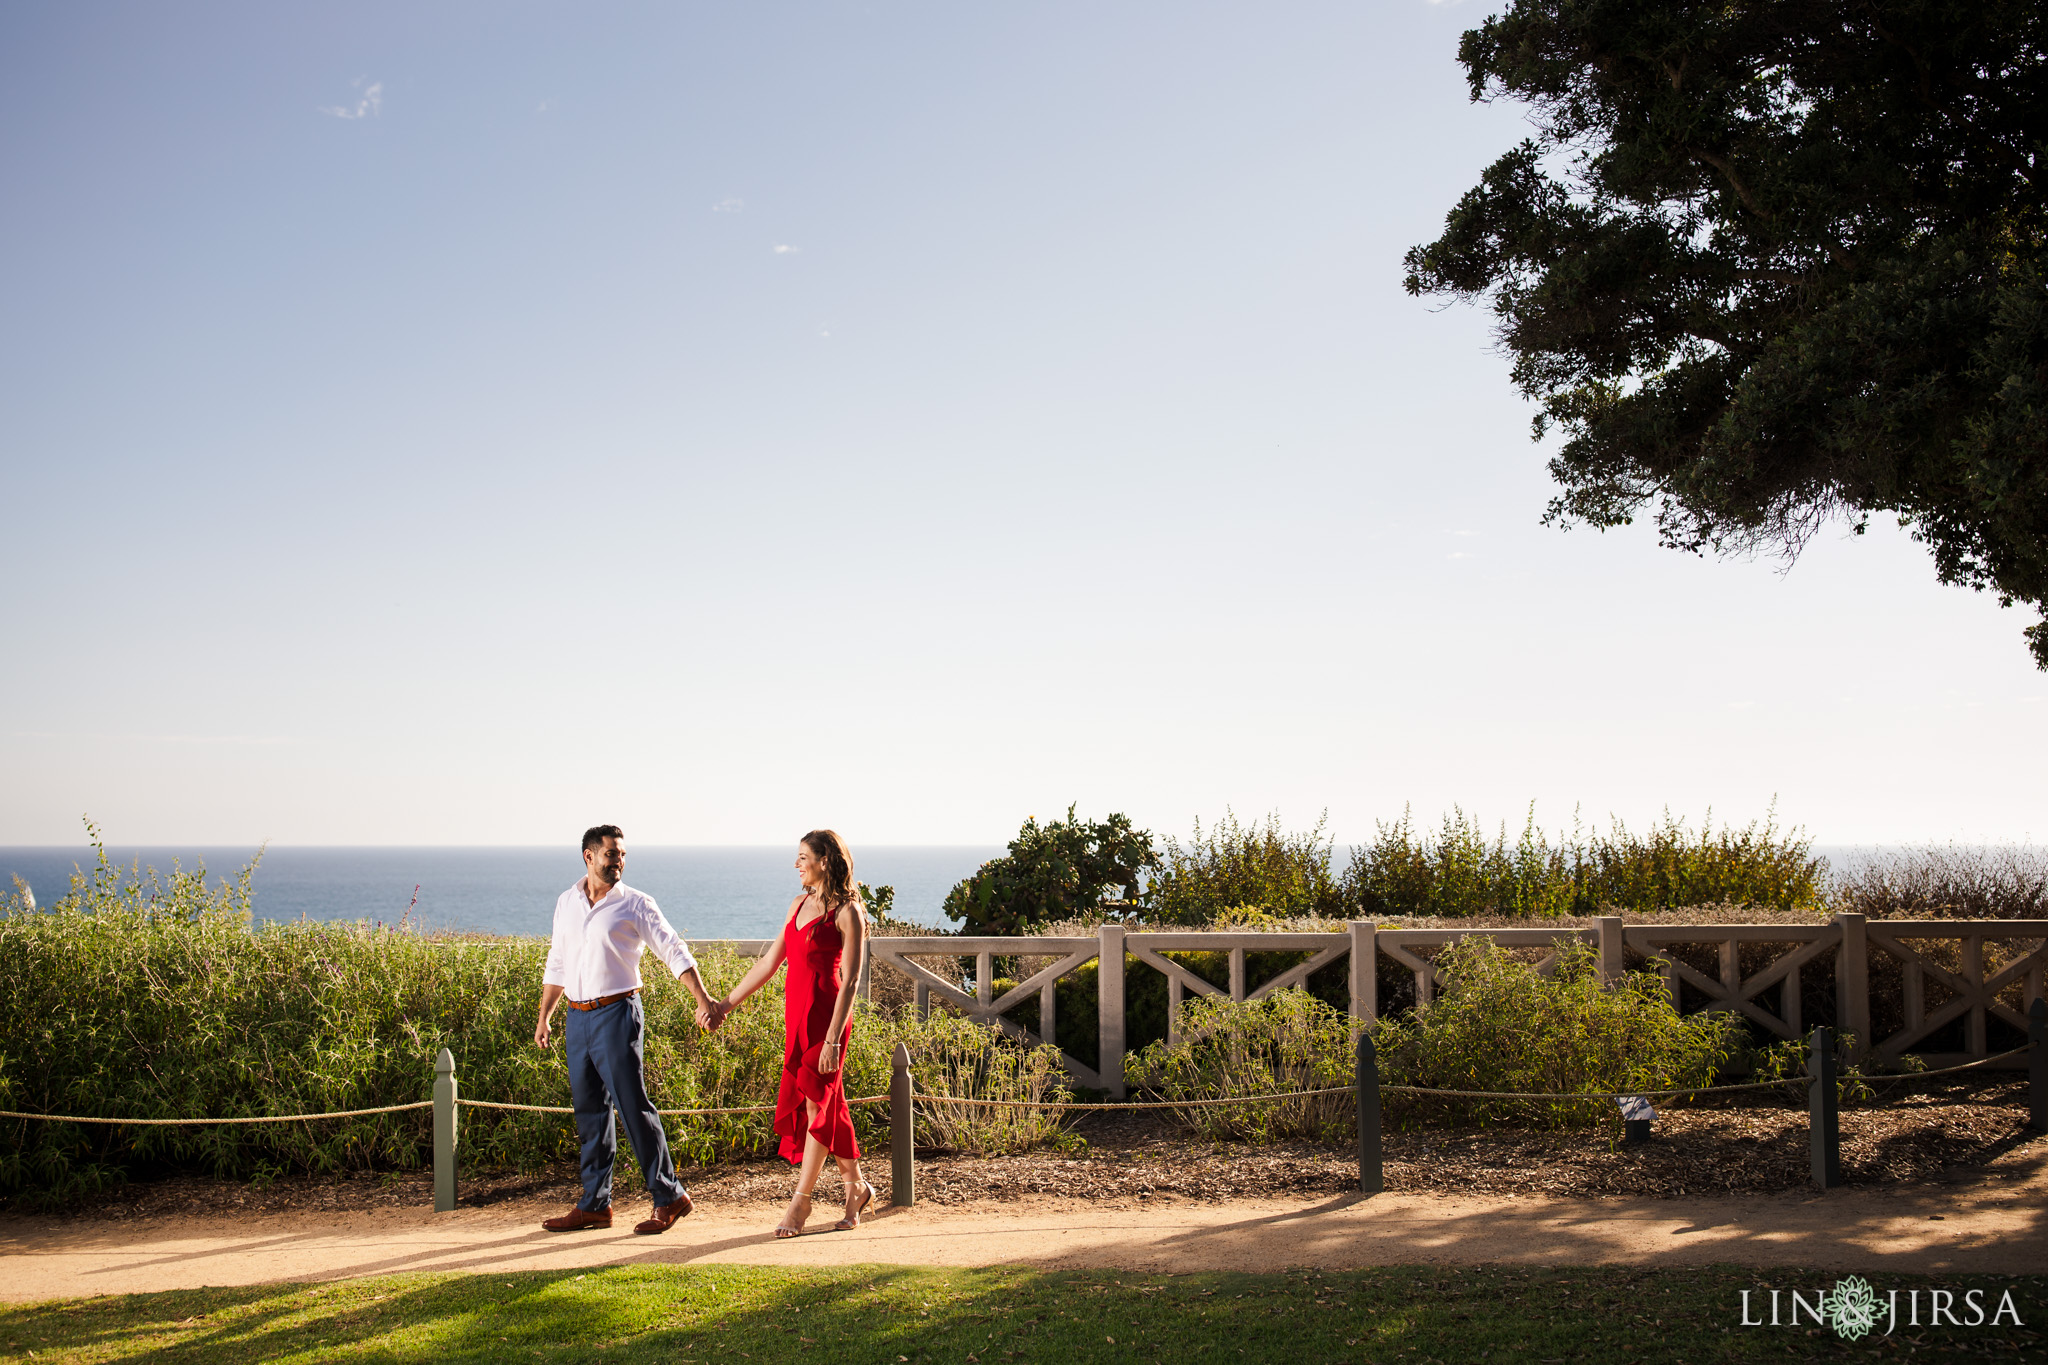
[{"x1": 581, "y1": 825, "x2": 624, "y2": 855}]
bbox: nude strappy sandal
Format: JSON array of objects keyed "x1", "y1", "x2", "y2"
[
  {"x1": 834, "y1": 1180, "x2": 875, "y2": 1231},
  {"x1": 775, "y1": 1191, "x2": 813, "y2": 1239}
]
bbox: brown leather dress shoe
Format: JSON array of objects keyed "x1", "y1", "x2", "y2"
[
  {"x1": 541, "y1": 1205, "x2": 612, "y2": 1232},
  {"x1": 634, "y1": 1191, "x2": 694, "y2": 1235}
]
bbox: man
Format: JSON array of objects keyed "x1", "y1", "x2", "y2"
[{"x1": 536, "y1": 824, "x2": 719, "y2": 1235}]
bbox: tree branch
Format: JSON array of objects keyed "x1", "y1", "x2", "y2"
[{"x1": 1689, "y1": 147, "x2": 1770, "y2": 220}]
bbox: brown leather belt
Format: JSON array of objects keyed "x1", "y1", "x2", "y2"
[{"x1": 566, "y1": 989, "x2": 638, "y2": 1011}]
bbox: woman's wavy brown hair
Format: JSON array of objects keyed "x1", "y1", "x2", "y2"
[{"x1": 802, "y1": 829, "x2": 863, "y2": 914}]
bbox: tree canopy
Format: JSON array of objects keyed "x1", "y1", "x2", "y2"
[
  {"x1": 942, "y1": 806, "x2": 1155, "y2": 935},
  {"x1": 1404, "y1": 1, "x2": 2048, "y2": 665}
]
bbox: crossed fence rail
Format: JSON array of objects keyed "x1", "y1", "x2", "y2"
[
  {"x1": 7, "y1": 1005, "x2": 2042, "y2": 1212},
  {"x1": 856, "y1": 916, "x2": 2048, "y2": 1092}
]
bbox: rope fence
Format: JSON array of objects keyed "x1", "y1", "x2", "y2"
[
  {"x1": 885, "y1": 1022, "x2": 2043, "y2": 1205},
  {"x1": 910, "y1": 1087, "x2": 1353, "y2": 1112},
  {"x1": 904, "y1": 1043, "x2": 2039, "y2": 1111},
  {"x1": 7, "y1": 1046, "x2": 2021, "y2": 1128},
  {"x1": 10, "y1": 1052, "x2": 2018, "y2": 1127},
  {"x1": 1385, "y1": 1078, "x2": 1807, "y2": 1101},
  {"x1": 1844, "y1": 1045, "x2": 2034, "y2": 1089},
  {"x1": 0, "y1": 1102, "x2": 432, "y2": 1126},
  {"x1": 917, "y1": 1077, "x2": 1820, "y2": 1110},
  {"x1": 1, "y1": 1013, "x2": 2039, "y2": 1211},
  {"x1": 458, "y1": 1095, "x2": 889, "y2": 1117}
]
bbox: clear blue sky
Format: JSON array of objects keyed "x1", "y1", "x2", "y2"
[{"x1": 2, "y1": 1, "x2": 2041, "y2": 849}]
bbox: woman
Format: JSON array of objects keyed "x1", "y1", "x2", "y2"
[{"x1": 712, "y1": 829, "x2": 873, "y2": 1237}]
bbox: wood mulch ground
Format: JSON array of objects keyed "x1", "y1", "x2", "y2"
[
  {"x1": 901, "y1": 1085, "x2": 2040, "y2": 1206},
  {"x1": 26, "y1": 1082, "x2": 2038, "y2": 1222}
]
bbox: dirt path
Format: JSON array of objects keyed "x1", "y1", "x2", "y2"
[{"x1": 3, "y1": 1168, "x2": 2041, "y2": 1303}]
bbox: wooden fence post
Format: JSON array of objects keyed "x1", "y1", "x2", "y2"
[
  {"x1": 1356, "y1": 1030, "x2": 1382, "y2": 1196},
  {"x1": 433, "y1": 1047, "x2": 458, "y2": 1213},
  {"x1": 1597, "y1": 917, "x2": 1624, "y2": 987},
  {"x1": 1348, "y1": 921, "x2": 1377, "y2": 1023},
  {"x1": 2030, "y1": 998, "x2": 2046, "y2": 1133},
  {"x1": 890, "y1": 1042, "x2": 915, "y2": 1207},
  {"x1": 1834, "y1": 914, "x2": 1870, "y2": 1062},
  {"x1": 1099, "y1": 924, "x2": 1126, "y2": 1099},
  {"x1": 1808, "y1": 1027, "x2": 1841, "y2": 1190}
]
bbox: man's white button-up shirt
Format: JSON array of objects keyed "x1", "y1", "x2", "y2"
[{"x1": 541, "y1": 881, "x2": 699, "y2": 1001}]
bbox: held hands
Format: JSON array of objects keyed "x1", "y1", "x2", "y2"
[{"x1": 695, "y1": 998, "x2": 733, "y2": 1033}]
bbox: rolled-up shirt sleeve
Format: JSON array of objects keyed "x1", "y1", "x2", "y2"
[
  {"x1": 638, "y1": 897, "x2": 699, "y2": 979},
  {"x1": 542, "y1": 894, "x2": 572, "y2": 989}
]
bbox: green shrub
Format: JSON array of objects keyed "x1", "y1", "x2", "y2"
[
  {"x1": 0, "y1": 845, "x2": 1067, "y2": 1205},
  {"x1": 855, "y1": 882, "x2": 895, "y2": 921},
  {"x1": 1123, "y1": 989, "x2": 1355, "y2": 1142},
  {"x1": 1127, "y1": 937, "x2": 1744, "y2": 1136},
  {"x1": 942, "y1": 806, "x2": 1155, "y2": 934},
  {"x1": 941, "y1": 800, "x2": 1822, "y2": 929},
  {"x1": 1748, "y1": 1030, "x2": 1923, "y2": 1103},
  {"x1": 1342, "y1": 804, "x2": 1826, "y2": 918},
  {"x1": 900, "y1": 1012, "x2": 1074, "y2": 1155},
  {"x1": 1371, "y1": 937, "x2": 1745, "y2": 1127},
  {"x1": 1147, "y1": 810, "x2": 1345, "y2": 925}
]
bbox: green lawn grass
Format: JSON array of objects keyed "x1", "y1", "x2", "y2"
[{"x1": 0, "y1": 1265, "x2": 2036, "y2": 1364}]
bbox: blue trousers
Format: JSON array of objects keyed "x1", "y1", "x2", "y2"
[{"x1": 565, "y1": 995, "x2": 684, "y2": 1212}]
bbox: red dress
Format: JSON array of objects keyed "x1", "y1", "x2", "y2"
[{"x1": 775, "y1": 896, "x2": 861, "y2": 1165}]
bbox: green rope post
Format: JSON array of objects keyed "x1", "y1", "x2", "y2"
[
  {"x1": 433, "y1": 1048, "x2": 459, "y2": 1213},
  {"x1": 1356, "y1": 1030, "x2": 1383, "y2": 1196},
  {"x1": 1808, "y1": 1026, "x2": 1841, "y2": 1189},
  {"x1": 890, "y1": 1042, "x2": 915, "y2": 1207}
]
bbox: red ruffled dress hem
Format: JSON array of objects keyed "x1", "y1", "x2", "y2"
[{"x1": 774, "y1": 1034, "x2": 859, "y2": 1164}]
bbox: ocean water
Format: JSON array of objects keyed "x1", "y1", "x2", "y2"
[
  {"x1": 0, "y1": 846, "x2": 1001, "y2": 939},
  {"x1": 1, "y1": 842, "x2": 1918, "y2": 940}
]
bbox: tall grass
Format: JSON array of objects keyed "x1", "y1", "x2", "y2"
[
  {"x1": 0, "y1": 846, "x2": 1066, "y2": 1205},
  {"x1": 1095, "y1": 803, "x2": 1827, "y2": 925},
  {"x1": 1123, "y1": 990, "x2": 1354, "y2": 1142},
  {"x1": 1341, "y1": 804, "x2": 1826, "y2": 919},
  {"x1": 901, "y1": 1014, "x2": 1074, "y2": 1155},
  {"x1": 1147, "y1": 810, "x2": 1345, "y2": 925},
  {"x1": 947, "y1": 804, "x2": 2025, "y2": 927}
]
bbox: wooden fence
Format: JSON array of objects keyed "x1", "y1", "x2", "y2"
[{"x1": 702, "y1": 914, "x2": 2048, "y2": 1098}]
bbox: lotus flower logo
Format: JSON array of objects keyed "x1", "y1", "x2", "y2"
[{"x1": 1826, "y1": 1276, "x2": 1881, "y2": 1341}]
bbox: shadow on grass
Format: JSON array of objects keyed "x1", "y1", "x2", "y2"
[{"x1": 2, "y1": 1264, "x2": 2045, "y2": 1365}]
